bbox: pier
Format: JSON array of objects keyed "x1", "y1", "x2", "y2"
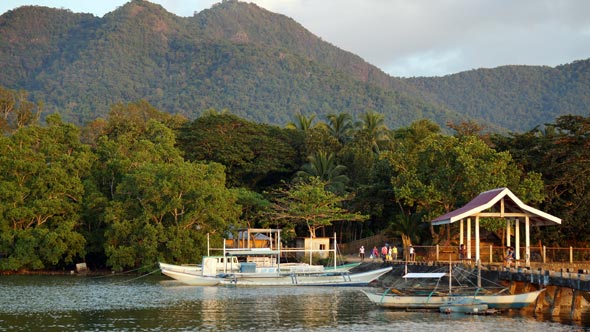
[
  {"x1": 354, "y1": 259, "x2": 590, "y2": 322},
  {"x1": 497, "y1": 264, "x2": 590, "y2": 320}
]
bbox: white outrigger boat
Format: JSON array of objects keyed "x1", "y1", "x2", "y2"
[
  {"x1": 219, "y1": 266, "x2": 392, "y2": 287},
  {"x1": 159, "y1": 256, "x2": 242, "y2": 286},
  {"x1": 160, "y1": 228, "x2": 380, "y2": 287},
  {"x1": 161, "y1": 263, "x2": 391, "y2": 287},
  {"x1": 362, "y1": 269, "x2": 544, "y2": 310},
  {"x1": 159, "y1": 259, "x2": 367, "y2": 287}
]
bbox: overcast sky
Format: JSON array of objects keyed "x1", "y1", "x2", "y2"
[{"x1": 2, "y1": 0, "x2": 590, "y2": 77}]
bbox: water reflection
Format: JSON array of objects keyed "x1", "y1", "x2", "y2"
[{"x1": 0, "y1": 275, "x2": 588, "y2": 331}]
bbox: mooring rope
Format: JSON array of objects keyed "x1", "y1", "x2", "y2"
[
  {"x1": 109, "y1": 267, "x2": 162, "y2": 285},
  {"x1": 88, "y1": 262, "x2": 160, "y2": 279}
]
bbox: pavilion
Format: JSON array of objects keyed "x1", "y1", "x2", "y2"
[{"x1": 431, "y1": 187, "x2": 561, "y2": 266}]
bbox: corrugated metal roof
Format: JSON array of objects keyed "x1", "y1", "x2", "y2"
[{"x1": 431, "y1": 187, "x2": 561, "y2": 226}]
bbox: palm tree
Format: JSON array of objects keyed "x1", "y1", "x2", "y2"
[
  {"x1": 326, "y1": 113, "x2": 353, "y2": 144},
  {"x1": 286, "y1": 113, "x2": 316, "y2": 131},
  {"x1": 295, "y1": 151, "x2": 349, "y2": 194},
  {"x1": 358, "y1": 110, "x2": 389, "y2": 154},
  {"x1": 385, "y1": 211, "x2": 428, "y2": 261}
]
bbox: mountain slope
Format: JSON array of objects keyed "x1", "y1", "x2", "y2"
[
  {"x1": 0, "y1": 0, "x2": 588, "y2": 131},
  {"x1": 405, "y1": 59, "x2": 590, "y2": 131},
  {"x1": 1, "y1": 0, "x2": 461, "y2": 127}
]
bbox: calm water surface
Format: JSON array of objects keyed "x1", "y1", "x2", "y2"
[{"x1": 0, "y1": 274, "x2": 588, "y2": 331}]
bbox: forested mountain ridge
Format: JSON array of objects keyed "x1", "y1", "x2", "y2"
[
  {"x1": 1, "y1": 0, "x2": 461, "y2": 127},
  {"x1": 1, "y1": 0, "x2": 588, "y2": 131},
  {"x1": 406, "y1": 60, "x2": 590, "y2": 131}
]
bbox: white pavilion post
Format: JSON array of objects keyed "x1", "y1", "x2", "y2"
[
  {"x1": 525, "y1": 216, "x2": 531, "y2": 267},
  {"x1": 475, "y1": 216, "x2": 480, "y2": 263},
  {"x1": 466, "y1": 218, "x2": 472, "y2": 260},
  {"x1": 506, "y1": 219, "x2": 511, "y2": 248},
  {"x1": 460, "y1": 219, "x2": 464, "y2": 245},
  {"x1": 514, "y1": 218, "x2": 520, "y2": 261}
]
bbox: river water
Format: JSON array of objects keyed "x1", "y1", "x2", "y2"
[{"x1": 0, "y1": 274, "x2": 588, "y2": 331}]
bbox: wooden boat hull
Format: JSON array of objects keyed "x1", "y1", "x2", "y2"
[{"x1": 362, "y1": 288, "x2": 544, "y2": 310}]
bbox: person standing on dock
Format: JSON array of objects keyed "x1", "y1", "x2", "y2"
[
  {"x1": 371, "y1": 246, "x2": 379, "y2": 260},
  {"x1": 381, "y1": 245, "x2": 388, "y2": 262},
  {"x1": 359, "y1": 245, "x2": 365, "y2": 261},
  {"x1": 504, "y1": 247, "x2": 515, "y2": 267},
  {"x1": 459, "y1": 244, "x2": 466, "y2": 261}
]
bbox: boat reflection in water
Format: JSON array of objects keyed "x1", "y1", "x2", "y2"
[{"x1": 0, "y1": 275, "x2": 587, "y2": 331}]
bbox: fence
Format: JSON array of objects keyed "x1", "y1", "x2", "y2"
[
  {"x1": 339, "y1": 233, "x2": 388, "y2": 256},
  {"x1": 392, "y1": 245, "x2": 590, "y2": 265}
]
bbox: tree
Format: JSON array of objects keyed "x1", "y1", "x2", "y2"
[
  {"x1": 492, "y1": 115, "x2": 590, "y2": 244},
  {"x1": 104, "y1": 160, "x2": 241, "y2": 270},
  {"x1": 235, "y1": 188, "x2": 271, "y2": 229},
  {"x1": 94, "y1": 117, "x2": 242, "y2": 270},
  {"x1": 386, "y1": 126, "x2": 544, "y2": 244},
  {"x1": 177, "y1": 113, "x2": 303, "y2": 189},
  {"x1": 295, "y1": 151, "x2": 349, "y2": 194},
  {"x1": 326, "y1": 112, "x2": 354, "y2": 144},
  {"x1": 0, "y1": 86, "x2": 41, "y2": 134},
  {"x1": 338, "y1": 130, "x2": 377, "y2": 187},
  {"x1": 286, "y1": 113, "x2": 317, "y2": 131},
  {"x1": 357, "y1": 110, "x2": 389, "y2": 154},
  {"x1": 0, "y1": 114, "x2": 91, "y2": 270},
  {"x1": 267, "y1": 177, "x2": 367, "y2": 237}
]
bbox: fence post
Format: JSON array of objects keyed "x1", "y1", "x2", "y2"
[
  {"x1": 489, "y1": 245, "x2": 493, "y2": 264},
  {"x1": 543, "y1": 245, "x2": 546, "y2": 264},
  {"x1": 436, "y1": 244, "x2": 439, "y2": 262},
  {"x1": 570, "y1": 246, "x2": 573, "y2": 263}
]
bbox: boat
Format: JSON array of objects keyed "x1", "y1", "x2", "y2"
[
  {"x1": 159, "y1": 260, "x2": 365, "y2": 286},
  {"x1": 160, "y1": 228, "x2": 379, "y2": 287},
  {"x1": 361, "y1": 270, "x2": 545, "y2": 310},
  {"x1": 266, "y1": 262, "x2": 360, "y2": 273},
  {"x1": 159, "y1": 256, "x2": 243, "y2": 286},
  {"x1": 219, "y1": 266, "x2": 393, "y2": 287},
  {"x1": 159, "y1": 256, "x2": 241, "y2": 275},
  {"x1": 363, "y1": 286, "x2": 543, "y2": 310},
  {"x1": 159, "y1": 265, "x2": 222, "y2": 286}
]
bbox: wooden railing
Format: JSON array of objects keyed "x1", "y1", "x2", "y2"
[{"x1": 340, "y1": 243, "x2": 590, "y2": 266}]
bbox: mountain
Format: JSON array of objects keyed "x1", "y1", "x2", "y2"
[
  {"x1": 405, "y1": 60, "x2": 590, "y2": 131},
  {"x1": 1, "y1": 0, "x2": 588, "y2": 132}
]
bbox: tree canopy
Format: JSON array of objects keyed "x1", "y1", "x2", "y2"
[{"x1": 0, "y1": 90, "x2": 584, "y2": 272}]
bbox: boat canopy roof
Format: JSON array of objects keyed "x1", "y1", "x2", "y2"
[
  {"x1": 402, "y1": 272, "x2": 447, "y2": 279},
  {"x1": 225, "y1": 248, "x2": 281, "y2": 256}
]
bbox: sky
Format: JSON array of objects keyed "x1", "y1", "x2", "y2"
[{"x1": 2, "y1": 0, "x2": 590, "y2": 77}]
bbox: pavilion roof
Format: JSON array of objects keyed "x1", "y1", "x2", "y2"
[{"x1": 431, "y1": 187, "x2": 561, "y2": 226}]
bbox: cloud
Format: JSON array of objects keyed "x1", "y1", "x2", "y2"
[{"x1": 249, "y1": 0, "x2": 590, "y2": 77}]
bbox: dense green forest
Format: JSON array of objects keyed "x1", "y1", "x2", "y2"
[
  {"x1": 1, "y1": 86, "x2": 589, "y2": 273},
  {"x1": 1, "y1": 0, "x2": 588, "y2": 132}
]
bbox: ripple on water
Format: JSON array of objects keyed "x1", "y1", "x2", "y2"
[{"x1": 0, "y1": 275, "x2": 588, "y2": 332}]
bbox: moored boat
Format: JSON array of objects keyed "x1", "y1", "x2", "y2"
[
  {"x1": 362, "y1": 287, "x2": 543, "y2": 310},
  {"x1": 159, "y1": 228, "x2": 374, "y2": 287},
  {"x1": 159, "y1": 266, "x2": 222, "y2": 286},
  {"x1": 361, "y1": 271, "x2": 545, "y2": 310},
  {"x1": 219, "y1": 266, "x2": 393, "y2": 287}
]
